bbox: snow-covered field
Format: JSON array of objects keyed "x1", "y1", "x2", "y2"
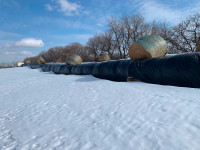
[{"x1": 1, "y1": 67, "x2": 200, "y2": 150}]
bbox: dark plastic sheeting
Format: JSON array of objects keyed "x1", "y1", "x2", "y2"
[
  {"x1": 51, "y1": 65, "x2": 66, "y2": 74},
  {"x1": 40, "y1": 64, "x2": 55, "y2": 72},
  {"x1": 59, "y1": 65, "x2": 73, "y2": 75},
  {"x1": 70, "y1": 63, "x2": 96, "y2": 75},
  {"x1": 92, "y1": 61, "x2": 117, "y2": 81},
  {"x1": 128, "y1": 52, "x2": 200, "y2": 88},
  {"x1": 30, "y1": 64, "x2": 44, "y2": 69}
]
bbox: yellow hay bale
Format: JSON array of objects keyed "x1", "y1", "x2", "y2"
[
  {"x1": 97, "y1": 53, "x2": 110, "y2": 62},
  {"x1": 66, "y1": 54, "x2": 82, "y2": 65},
  {"x1": 129, "y1": 34, "x2": 168, "y2": 60},
  {"x1": 37, "y1": 57, "x2": 46, "y2": 64}
]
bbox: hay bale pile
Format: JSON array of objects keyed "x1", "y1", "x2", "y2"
[
  {"x1": 66, "y1": 54, "x2": 82, "y2": 65},
  {"x1": 24, "y1": 34, "x2": 200, "y2": 88},
  {"x1": 97, "y1": 53, "x2": 110, "y2": 62},
  {"x1": 129, "y1": 34, "x2": 168, "y2": 60}
]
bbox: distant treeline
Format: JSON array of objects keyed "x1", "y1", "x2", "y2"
[
  {"x1": 24, "y1": 13, "x2": 200, "y2": 63},
  {"x1": 0, "y1": 62, "x2": 17, "y2": 69}
]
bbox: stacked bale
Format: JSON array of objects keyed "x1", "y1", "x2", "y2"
[
  {"x1": 66, "y1": 54, "x2": 82, "y2": 65},
  {"x1": 129, "y1": 34, "x2": 168, "y2": 60},
  {"x1": 97, "y1": 53, "x2": 110, "y2": 62}
]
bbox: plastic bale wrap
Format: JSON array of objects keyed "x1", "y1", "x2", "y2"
[
  {"x1": 82, "y1": 63, "x2": 96, "y2": 75},
  {"x1": 41, "y1": 64, "x2": 55, "y2": 72},
  {"x1": 115, "y1": 60, "x2": 133, "y2": 81},
  {"x1": 92, "y1": 61, "x2": 122, "y2": 81},
  {"x1": 59, "y1": 65, "x2": 73, "y2": 75},
  {"x1": 70, "y1": 63, "x2": 95, "y2": 75},
  {"x1": 27, "y1": 63, "x2": 35, "y2": 68},
  {"x1": 70, "y1": 64, "x2": 84, "y2": 75},
  {"x1": 51, "y1": 65, "x2": 66, "y2": 74},
  {"x1": 31, "y1": 64, "x2": 44, "y2": 69},
  {"x1": 129, "y1": 34, "x2": 168, "y2": 60},
  {"x1": 128, "y1": 52, "x2": 200, "y2": 88}
]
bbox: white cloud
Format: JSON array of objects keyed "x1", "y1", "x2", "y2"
[
  {"x1": 45, "y1": 4, "x2": 53, "y2": 11},
  {"x1": 15, "y1": 38, "x2": 44, "y2": 48},
  {"x1": 137, "y1": 0, "x2": 181, "y2": 24},
  {"x1": 57, "y1": 0, "x2": 81, "y2": 16},
  {"x1": 137, "y1": 0, "x2": 200, "y2": 25}
]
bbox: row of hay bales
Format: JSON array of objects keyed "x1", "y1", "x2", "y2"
[
  {"x1": 26, "y1": 52, "x2": 200, "y2": 88},
  {"x1": 34, "y1": 34, "x2": 167, "y2": 66},
  {"x1": 25, "y1": 34, "x2": 200, "y2": 88},
  {"x1": 33, "y1": 52, "x2": 111, "y2": 66}
]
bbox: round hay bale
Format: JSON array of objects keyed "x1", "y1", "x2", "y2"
[
  {"x1": 66, "y1": 54, "x2": 82, "y2": 65},
  {"x1": 37, "y1": 57, "x2": 46, "y2": 64},
  {"x1": 129, "y1": 34, "x2": 168, "y2": 60},
  {"x1": 97, "y1": 53, "x2": 110, "y2": 62},
  {"x1": 24, "y1": 60, "x2": 31, "y2": 64}
]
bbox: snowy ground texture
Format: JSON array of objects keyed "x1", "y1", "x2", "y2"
[{"x1": 1, "y1": 67, "x2": 200, "y2": 150}]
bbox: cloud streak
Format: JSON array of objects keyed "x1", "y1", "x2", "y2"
[
  {"x1": 45, "y1": 4, "x2": 53, "y2": 11},
  {"x1": 5, "y1": 51, "x2": 32, "y2": 56},
  {"x1": 46, "y1": 0, "x2": 81, "y2": 16},
  {"x1": 15, "y1": 38, "x2": 44, "y2": 48},
  {"x1": 0, "y1": 38, "x2": 44, "y2": 51},
  {"x1": 136, "y1": 0, "x2": 200, "y2": 24}
]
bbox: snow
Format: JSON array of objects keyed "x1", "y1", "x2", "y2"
[{"x1": 0, "y1": 67, "x2": 200, "y2": 150}]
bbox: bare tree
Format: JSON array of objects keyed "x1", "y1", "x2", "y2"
[
  {"x1": 107, "y1": 14, "x2": 153, "y2": 58},
  {"x1": 159, "y1": 13, "x2": 200, "y2": 53}
]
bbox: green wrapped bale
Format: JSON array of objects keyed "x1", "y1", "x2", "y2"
[{"x1": 129, "y1": 34, "x2": 168, "y2": 60}]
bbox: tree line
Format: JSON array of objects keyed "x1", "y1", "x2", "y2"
[{"x1": 24, "y1": 13, "x2": 200, "y2": 63}]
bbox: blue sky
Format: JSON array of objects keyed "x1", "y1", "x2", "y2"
[{"x1": 0, "y1": 0, "x2": 200, "y2": 62}]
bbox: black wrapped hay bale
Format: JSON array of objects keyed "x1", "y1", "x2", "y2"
[
  {"x1": 129, "y1": 34, "x2": 168, "y2": 60},
  {"x1": 71, "y1": 64, "x2": 84, "y2": 75},
  {"x1": 128, "y1": 52, "x2": 200, "y2": 88},
  {"x1": 51, "y1": 65, "x2": 66, "y2": 74},
  {"x1": 115, "y1": 60, "x2": 133, "y2": 81},
  {"x1": 82, "y1": 63, "x2": 96, "y2": 75},
  {"x1": 92, "y1": 60, "x2": 132, "y2": 82},
  {"x1": 92, "y1": 61, "x2": 121, "y2": 81},
  {"x1": 40, "y1": 64, "x2": 55, "y2": 72},
  {"x1": 31, "y1": 64, "x2": 44, "y2": 69},
  {"x1": 59, "y1": 65, "x2": 73, "y2": 75}
]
